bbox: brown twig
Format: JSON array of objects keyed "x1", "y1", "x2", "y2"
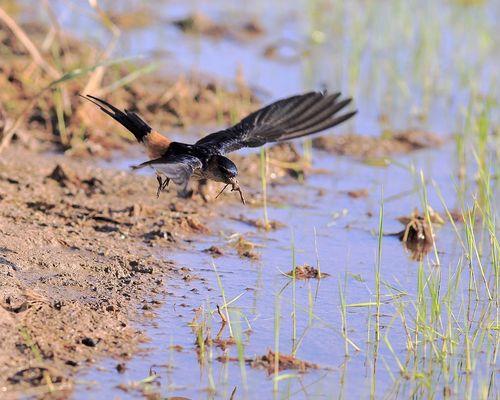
[
  {"x1": 0, "y1": 6, "x2": 60, "y2": 79},
  {"x1": 215, "y1": 304, "x2": 227, "y2": 340},
  {"x1": 80, "y1": 0, "x2": 121, "y2": 96}
]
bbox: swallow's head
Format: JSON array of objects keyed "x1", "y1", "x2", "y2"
[{"x1": 209, "y1": 155, "x2": 238, "y2": 183}]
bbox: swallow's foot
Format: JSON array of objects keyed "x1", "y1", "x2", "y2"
[
  {"x1": 156, "y1": 175, "x2": 163, "y2": 198},
  {"x1": 197, "y1": 179, "x2": 210, "y2": 203},
  {"x1": 161, "y1": 177, "x2": 170, "y2": 191},
  {"x1": 156, "y1": 176, "x2": 171, "y2": 198}
]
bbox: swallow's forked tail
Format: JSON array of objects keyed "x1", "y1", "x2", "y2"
[{"x1": 80, "y1": 94, "x2": 151, "y2": 143}]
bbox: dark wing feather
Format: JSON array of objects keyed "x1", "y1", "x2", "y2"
[
  {"x1": 195, "y1": 91, "x2": 356, "y2": 154},
  {"x1": 131, "y1": 154, "x2": 202, "y2": 185}
]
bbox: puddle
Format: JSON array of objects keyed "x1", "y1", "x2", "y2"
[{"x1": 16, "y1": 0, "x2": 497, "y2": 398}]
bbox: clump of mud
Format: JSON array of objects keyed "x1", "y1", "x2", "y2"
[
  {"x1": 250, "y1": 350, "x2": 319, "y2": 374},
  {"x1": 285, "y1": 264, "x2": 329, "y2": 280},
  {"x1": 172, "y1": 12, "x2": 264, "y2": 41},
  {"x1": 232, "y1": 215, "x2": 285, "y2": 231},
  {"x1": 312, "y1": 130, "x2": 444, "y2": 160},
  {"x1": 345, "y1": 188, "x2": 369, "y2": 198},
  {"x1": 217, "y1": 350, "x2": 319, "y2": 375},
  {"x1": 203, "y1": 245, "x2": 224, "y2": 257}
]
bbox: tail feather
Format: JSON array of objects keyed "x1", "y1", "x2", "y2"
[{"x1": 80, "y1": 94, "x2": 151, "y2": 143}]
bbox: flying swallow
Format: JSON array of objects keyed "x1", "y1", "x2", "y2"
[{"x1": 82, "y1": 91, "x2": 356, "y2": 203}]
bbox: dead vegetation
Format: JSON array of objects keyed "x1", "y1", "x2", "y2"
[
  {"x1": 285, "y1": 264, "x2": 329, "y2": 280},
  {"x1": 0, "y1": 5, "x2": 259, "y2": 157},
  {"x1": 228, "y1": 234, "x2": 261, "y2": 260},
  {"x1": 345, "y1": 188, "x2": 369, "y2": 198},
  {"x1": 394, "y1": 208, "x2": 445, "y2": 261}
]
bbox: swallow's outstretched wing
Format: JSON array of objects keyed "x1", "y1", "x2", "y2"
[
  {"x1": 195, "y1": 91, "x2": 356, "y2": 154},
  {"x1": 131, "y1": 154, "x2": 202, "y2": 186}
]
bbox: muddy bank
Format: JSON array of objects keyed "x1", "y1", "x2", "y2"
[
  {"x1": 312, "y1": 129, "x2": 444, "y2": 160},
  {"x1": 0, "y1": 147, "x2": 230, "y2": 397}
]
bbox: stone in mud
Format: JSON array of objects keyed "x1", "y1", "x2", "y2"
[
  {"x1": 129, "y1": 260, "x2": 154, "y2": 274},
  {"x1": 47, "y1": 164, "x2": 77, "y2": 187},
  {"x1": 81, "y1": 337, "x2": 98, "y2": 347},
  {"x1": 116, "y1": 363, "x2": 127, "y2": 373}
]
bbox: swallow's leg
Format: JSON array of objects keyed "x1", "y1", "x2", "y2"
[{"x1": 197, "y1": 179, "x2": 210, "y2": 203}]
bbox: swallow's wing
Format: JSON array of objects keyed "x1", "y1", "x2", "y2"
[
  {"x1": 131, "y1": 154, "x2": 202, "y2": 185},
  {"x1": 195, "y1": 91, "x2": 356, "y2": 154}
]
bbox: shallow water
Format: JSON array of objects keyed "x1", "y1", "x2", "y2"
[
  {"x1": 76, "y1": 144, "x2": 494, "y2": 399},
  {"x1": 33, "y1": 0, "x2": 499, "y2": 398}
]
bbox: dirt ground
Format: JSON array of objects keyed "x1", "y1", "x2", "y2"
[{"x1": 0, "y1": 146, "x2": 232, "y2": 398}]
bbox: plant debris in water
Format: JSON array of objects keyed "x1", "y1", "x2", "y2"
[
  {"x1": 285, "y1": 264, "x2": 329, "y2": 280},
  {"x1": 227, "y1": 234, "x2": 260, "y2": 260},
  {"x1": 202, "y1": 245, "x2": 224, "y2": 257},
  {"x1": 394, "y1": 207, "x2": 445, "y2": 261}
]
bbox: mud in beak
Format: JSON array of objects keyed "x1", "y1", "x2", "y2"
[{"x1": 215, "y1": 178, "x2": 246, "y2": 205}]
